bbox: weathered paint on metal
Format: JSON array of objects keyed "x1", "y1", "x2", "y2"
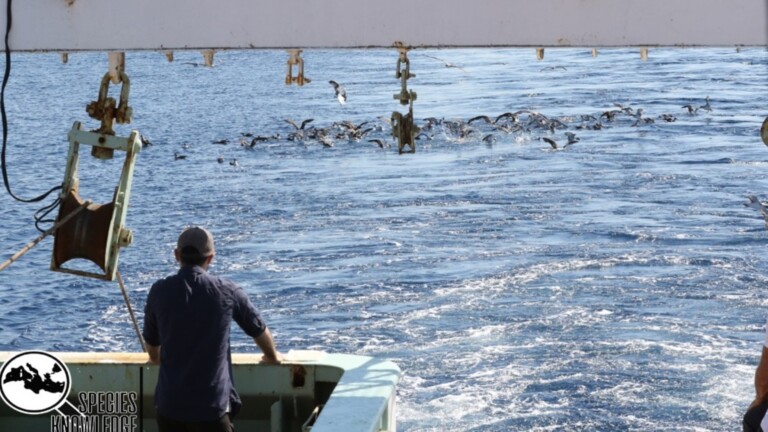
[{"x1": 0, "y1": 0, "x2": 765, "y2": 50}]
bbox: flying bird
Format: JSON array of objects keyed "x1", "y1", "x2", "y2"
[
  {"x1": 745, "y1": 195, "x2": 768, "y2": 229},
  {"x1": 368, "y1": 139, "x2": 389, "y2": 149},
  {"x1": 285, "y1": 118, "x2": 314, "y2": 130},
  {"x1": 564, "y1": 132, "x2": 580, "y2": 145},
  {"x1": 423, "y1": 54, "x2": 467, "y2": 73},
  {"x1": 541, "y1": 137, "x2": 559, "y2": 150},
  {"x1": 329, "y1": 80, "x2": 347, "y2": 105}
]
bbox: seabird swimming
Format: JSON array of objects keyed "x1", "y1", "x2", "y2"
[
  {"x1": 699, "y1": 96, "x2": 712, "y2": 112},
  {"x1": 174, "y1": 152, "x2": 187, "y2": 160},
  {"x1": 230, "y1": 159, "x2": 239, "y2": 167},
  {"x1": 319, "y1": 135, "x2": 334, "y2": 148},
  {"x1": 613, "y1": 103, "x2": 634, "y2": 116},
  {"x1": 139, "y1": 134, "x2": 153, "y2": 147},
  {"x1": 250, "y1": 136, "x2": 270, "y2": 147},
  {"x1": 217, "y1": 155, "x2": 224, "y2": 163},
  {"x1": 329, "y1": 80, "x2": 347, "y2": 105},
  {"x1": 600, "y1": 110, "x2": 620, "y2": 122},
  {"x1": 212, "y1": 139, "x2": 229, "y2": 145},
  {"x1": 658, "y1": 113, "x2": 677, "y2": 122},
  {"x1": 682, "y1": 104, "x2": 698, "y2": 115}
]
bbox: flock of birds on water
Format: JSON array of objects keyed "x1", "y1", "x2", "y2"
[
  {"x1": 137, "y1": 55, "x2": 768, "y2": 230},
  {"x1": 149, "y1": 87, "x2": 714, "y2": 162}
]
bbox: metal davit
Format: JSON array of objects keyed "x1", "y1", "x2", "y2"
[{"x1": 50, "y1": 67, "x2": 141, "y2": 281}]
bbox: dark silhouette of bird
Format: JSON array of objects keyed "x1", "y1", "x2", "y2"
[
  {"x1": 139, "y1": 134, "x2": 153, "y2": 147},
  {"x1": 682, "y1": 104, "x2": 698, "y2": 115},
  {"x1": 482, "y1": 134, "x2": 497, "y2": 144},
  {"x1": 565, "y1": 132, "x2": 580, "y2": 145},
  {"x1": 658, "y1": 113, "x2": 677, "y2": 122},
  {"x1": 285, "y1": 118, "x2": 314, "y2": 130},
  {"x1": 540, "y1": 135, "x2": 578, "y2": 150},
  {"x1": 541, "y1": 137, "x2": 559, "y2": 149},
  {"x1": 368, "y1": 139, "x2": 389, "y2": 149},
  {"x1": 699, "y1": 96, "x2": 712, "y2": 112},
  {"x1": 468, "y1": 115, "x2": 494, "y2": 125},
  {"x1": 174, "y1": 152, "x2": 187, "y2": 160}
]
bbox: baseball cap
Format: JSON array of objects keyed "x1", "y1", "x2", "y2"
[{"x1": 177, "y1": 227, "x2": 215, "y2": 258}]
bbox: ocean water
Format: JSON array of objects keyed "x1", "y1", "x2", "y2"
[{"x1": 0, "y1": 47, "x2": 767, "y2": 431}]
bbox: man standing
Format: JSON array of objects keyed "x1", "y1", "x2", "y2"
[
  {"x1": 745, "y1": 320, "x2": 768, "y2": 431},
  {"x1": 143, "y1": 226, "x2": 281, "y2": 432}
]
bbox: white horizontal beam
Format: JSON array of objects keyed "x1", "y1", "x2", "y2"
[{"x1": 2, "y1": 0, "x2": 766, "y2": 51}]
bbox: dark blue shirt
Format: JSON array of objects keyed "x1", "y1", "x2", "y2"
[{"x1": 142, "y1": 265, "x2": 267, "y2": 421}]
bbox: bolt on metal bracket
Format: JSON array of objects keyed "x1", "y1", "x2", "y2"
[{"x1": 85, "y1": 71, "x2": 133, "y2": 158}]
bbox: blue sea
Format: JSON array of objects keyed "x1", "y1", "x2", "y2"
[{"x1": 0, "y1": 47, "x2": 767, "y2": 431}]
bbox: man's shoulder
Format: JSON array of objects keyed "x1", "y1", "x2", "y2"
[
  {"x1": 150, "y1": 273, "x2": 181, "y2": 289},
  {"x1": 201, "y1": 271, "x2": 240, "y2": 290}
]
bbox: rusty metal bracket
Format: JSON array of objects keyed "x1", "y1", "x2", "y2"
[
  {"x1": 285, "y1": 49, "x2": 311, "y2": 86},
  {"x1": 85, "y1": 71, "x2": 133, "y2": 158},
  {"x1": 391, "y1": 44, "x2": 418, "y2": 154},
  {"x1": 51, "y1": 121, "x2": 141, "y2": 281}
]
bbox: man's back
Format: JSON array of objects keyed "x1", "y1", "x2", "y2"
[{"x1": 143, "y1": 265, "x2": 266, "y2": 421}]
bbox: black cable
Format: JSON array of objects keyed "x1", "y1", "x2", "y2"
[{"x1": 1, "y1": 0, "x2": 63, "y2": 231}]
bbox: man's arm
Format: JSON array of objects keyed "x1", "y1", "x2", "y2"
[
  {"x1": 751, "y1": 346, "x2": 768, "y2": 409},
  {"x1": 146, "y1": 344, "x2": 161, "y2": 365},
  {"x1": 253, "y1": 328, "x2": 282, "y2": 364}
]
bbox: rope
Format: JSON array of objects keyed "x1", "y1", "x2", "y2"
[
  {"x1": 116, "y1": 270, "x2": 147, "y2": 353},
  {"x1": 0, "y1": 200, "x2": 90, "y2": 272},
  {"x1": 1, "y1": 0, "x2": 63, "y2": 232}
]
